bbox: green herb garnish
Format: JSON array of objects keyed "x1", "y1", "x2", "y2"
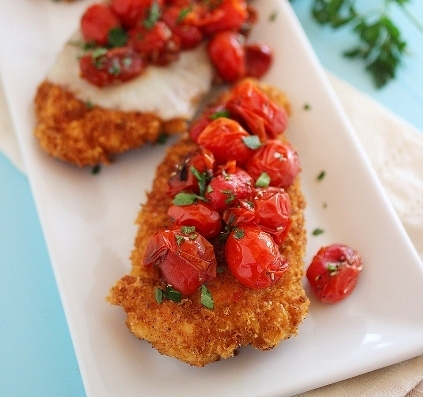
[
  {"x1": 108, "y1": 27, "x2": 128, "y2": 48},
  {"x1": 234, "y1": 228, "x2": 245, "y2": 240},
  {"x1": 172, "y1": 192, "x2": 207, "y2": 206},
  {"x1": 308, "y1": 0, "x2": 422, "y2": 87},
  {"x1": 312, "y1": 228, "x2": 325, "y2": 236},
  {"x1": 210, "y1": 109, "x2": 231, "y2": 120},
  {"x1": 317, "y1": 170, "x2": 326, "y2": 181},
  {"x1": 144, "y1": 0, "x2": 161, "y2": 29},
  {"x1": 255, "y1": 172, "x2": 271, "y2": 188},
  {"x1": 242, "y1": 135, "x2": 262, "y2": 150},
  {"x1": 200, "y1": 285, "x2": 214, "y2": 309}
]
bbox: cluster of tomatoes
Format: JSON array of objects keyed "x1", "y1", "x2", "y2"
[
  {"x1": 143, "y1": 80, "x2": 301, "y2": 295},
  {"x1": 79, "y1": 0, "x2": 273, "y2": 87}
]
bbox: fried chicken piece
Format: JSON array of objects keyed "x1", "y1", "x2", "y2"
[
  {"x1": 107, "y1": 84, "x2": 308, "y2": 367},
  {"x1": 34, "y1": 81, "x2": 186, "y2": 167}
]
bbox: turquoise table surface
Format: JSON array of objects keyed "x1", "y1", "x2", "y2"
[{"x1": 0, "y1": 2, "x2": 422, "y2": 397}]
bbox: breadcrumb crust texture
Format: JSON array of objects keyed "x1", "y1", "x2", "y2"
[{"x1": 107, "y1": 85, "x2": 309, "y2": 367}]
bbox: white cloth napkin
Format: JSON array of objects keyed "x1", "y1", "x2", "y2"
[{"x1": 1, "y1": 74, "x2": 422, "y2": 396}]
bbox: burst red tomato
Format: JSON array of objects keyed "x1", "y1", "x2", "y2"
[
  {"x1": 79, "y1": 47, "x2": 145, "y2": 87},
  {"x1": 80, "y1": 4, "x2": 121, "y2": 46},
  {"x1": 252, "y1": 187, "x2": 291, "y2": 245},
  {"x1": 246, "y1": 139, "x2": 300, "y2": 189},
  {"x1": 207, "y1": 31, "x2": 246, "y2": 83},
  {"x1": 205, "y1": 167, "x2": 253, "y2": 212},
  {"x1": 245, "y1": 43, "x2": 273, "y2": 79},
  {"x1": 306, "y1": 243, "x2": 363, "y2": 303},
  {"x1": 188, "y1": 104, "x2": 229, "y2": 142},
  {"x1": 128, "y1": 21, "x2": 172, "y2": 56},
  {"x1": 168, "y1": 149, "x2": 215, "y2": 196},
  {"x1": 161, "y1": 5, "x2": 204, "y2": 49},
  {"x1": 225, "y1": 226, "x2": 288, "y2": 289},
  {"x1": 167, "y1": 202, "x2": 222, "y2": 239},
  {"x1": 110, "y1": 0, "x2": 164, "y2": 28},
  {"x1": 226, "y1": 80, "x2": 288, "y2": 140},
  {"x1": 143, "y1": 227, "x2": 217, "y2": 295},
  {"x1": 197, "y1": 118, "x2": 254, "y2": 166},
  {"x1": 198, "y1": 0, "x2": 248, "y2": 36}
]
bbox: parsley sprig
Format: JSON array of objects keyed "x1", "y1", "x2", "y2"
[{"x1": 300, "y1": 0, "x2": 422, "y2": 87}]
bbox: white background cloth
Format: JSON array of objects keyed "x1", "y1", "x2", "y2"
[{"x1": 1, "y1": 73, "x2": 422, "y2": 396}]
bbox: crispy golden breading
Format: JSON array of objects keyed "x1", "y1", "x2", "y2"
[
  {"x1": 34, "y1": 81, "x2": 187, "y2": 166},
  {"x1": 107, "y1": 84, "x2": 309, "y2": 367}
]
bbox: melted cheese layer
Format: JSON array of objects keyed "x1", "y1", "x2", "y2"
[{"x1": 47, "y1": 32, "x2": 213, "y2": 120}]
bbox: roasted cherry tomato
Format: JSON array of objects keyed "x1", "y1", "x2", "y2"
[
  {"x1": 110, "y1": 0, "x2": 164, "y2": 28},
  {"x1": 222, "y1": 200, "x2": 255, "y2": 228},
  {"x1": 205, "y1": 167, "x2": 253, "y2": 212},
  {"x1": 246, "y1": 139, "x2": 300, "y2": 189},
  {"x1": 225, "y1": 226, "x2": 288, "y2": 289},
  {"x1": 167, "y1": 202, "x2": 222, "y2": 239},
  {"x1": 207, "y1": 31, "x2": 246, "y2": 83},
  {"x1": 128, "y1": 21, "x2": 172, "y2": 56},
  {"x1": 168, "y1": 149, "x2": 215, "y2": 196},
  {"x1": 188, "y1": 104, "x2": 229, "y2": 142},
  {"x1": 197, "y1": 118, "x2": 254, "y2": 166},
  {"x1": 161, "y1": 5, "x2": 204, "y2": 49},
  {"x1": 80, "y1": 4, "x2": 121, "y2": 46},
  {"x1": 252, "y1": 187, "x2": 291, "y2": 245},
  {"x1": 306, "y1": 243, "x2": 363, "y2": 303},
  {"x1": 198, "y1": 0, "x2": 248, "y2": 36},
  {"x1": 226, "y1": 80, "x2": 288, "y2": 140},
  {"x1": 245, "y1": 43, "x2": 273, "y2": 79},
  {"x1": 143, "y1": 227, "x2": 217, "y2": 295},
  {"x1": 79, "y1": 46, "x2": 145, "y2": 87}
]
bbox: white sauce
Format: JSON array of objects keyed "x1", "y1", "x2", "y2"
[{"x1": 47, "y1": 32, "x2": 213, "y2": 120}]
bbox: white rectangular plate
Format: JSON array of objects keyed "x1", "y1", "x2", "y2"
[{"x1": 1, "y1": 1, "x2": 423, "y2": 396}]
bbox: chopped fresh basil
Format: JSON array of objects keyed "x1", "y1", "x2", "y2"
[
  {"x1": 156, "y1": 132, "x2": 168, "y2": 144},
  {"x1": 177, "y1": 6, "x2": 192, "y2": 23},
  {"x1": 303, "y1": 103, "x2": 311, "y2": 110},
  {"x1": 143, "y1": 0, "x2": 161, "y2": 29},
  {"x1": 234, "y1": 228, "x2": 245, "y2": 240},
  {"x1": 155, "y1": 285, "x2": 182, "y2": 303},
  {"x1": 91, "y1": 164, "x2": 101, "y2": 175},
  {"x1": 155, "y1": 287, "x2": 163, "y2": 304},
  {"x1": 210, "y1": 109, "x2": 231, "y2": 120},
  {"x1": 317, "y1": 170, "x2": 326, "y2": 181},
  {"x1": 242, "y1": 135, "x2": 262, "y2": 150},
  {"x1": 269, "y1": 10, "x2": 278, "y2": 22},
  {"x1": 108, "y1": 27, "x2": 128, "y2": 48},
  {"x1": 255, "y1": 172, "x2": 271, "y2": 188},
  {"x1": 172, "y1": 192, "x2": 207, "y2": 206},
  {"x1": 200, "y1": 285, "x2": 214, "y2": 310},
  {"x1": 312, "y1": 228, "x2": 324, "y2": 236},
  {"x1": 190, "y1": 166, "x2": 208, "y2": 196}
]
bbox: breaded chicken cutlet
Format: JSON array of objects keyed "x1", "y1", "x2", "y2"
[
  {"x1": 34, "y1": 81, "x2": 187, "y2": 166},
  {"x1": 107, "y1": 82, "x2": 309, "y2": 367}
]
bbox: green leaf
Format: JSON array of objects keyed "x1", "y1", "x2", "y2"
[
  {"x1": 172, "y1": 192, "x2": 207, "y2": 206},
  {"x1": 108, "y1": 27, "x2": 128, "y2": 48},
  {"x1": 242, "y1": 135, "x2": 262, "y2": 150},
  {"x1": 255, "y1": 172, "x2": 271, "y2": 188},
  {"x1": 144, "y1": 0, "x2": 161, "y2": 29},
  {"x1": 200, "y1": 285, "x2": 214, "y2": 309}
]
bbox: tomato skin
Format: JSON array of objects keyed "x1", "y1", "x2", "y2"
[
  {"x1": 167, "y1": 202, "x2": 222, "y2": 239},
  {"x1": 252, "y1": 187, "x2": 291, "y2": 245},
  {"x1": 205, "y1": 167, "x2": 253, "y2": 212},
  {"x1": 198, "y1": 0, "x2": 248, "y2": 36},
  {"x1": 168, "y1": 149, "x2": 215, "y2": 196},
  {"x1": 225, "y1": 226, "x2": 288, "y2": 289},
  {"x1": 128, "y1": 21, "x2": 172, "y2": 55},
  {"x1": 226, "y1": 80, "x2": 288, "y2": 140},
  {"x1": 79, "y1": 47, "x2": 145, "y2": 87},
  {"x1": 306, "y1": 244, "x2": 363, "y2": 304},
  {"x1": 161, "y1": 5, "x2": 204, "y2": 50},
  {"x1": 197, "y1": 118, "x2": 254, "y2": 166},
  {"x1": 245, "y1": 43, "x2": 273, "y2": 79},
  {"x1": 246, "y1": 139, "x2": 300, "y2": 189},
  {"x1": 143, "y1": 228, "x2": 217, "y2": 295},
  {"x1": 81, "y1": 4, "x2": 121, "y2": 46},
  {"x1": 110, "y1": 0, "x2": 164, "y2": 28},
  {"x1": 207, "y1": 31, "x2": 246, "y2": 83},
  {"x1": 188, "y1": 104, "x2": 229, "y2": 142}
]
